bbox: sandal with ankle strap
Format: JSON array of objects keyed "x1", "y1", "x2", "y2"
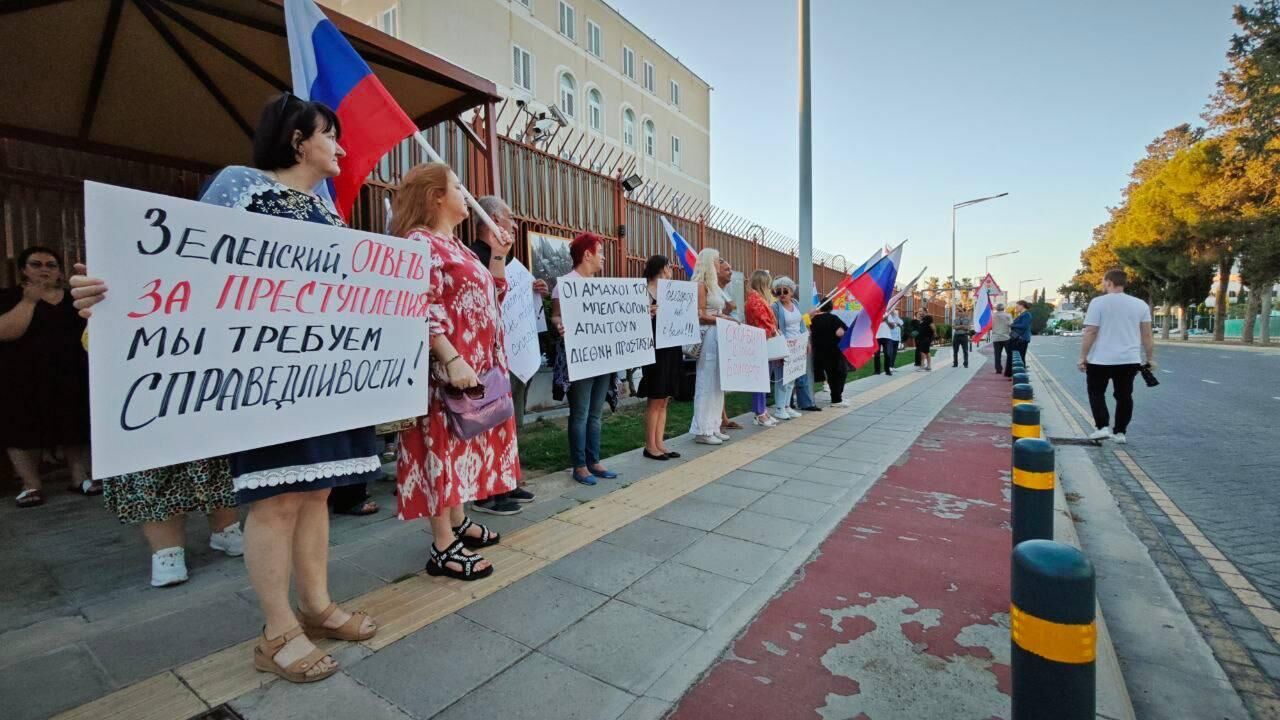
[
  {"x1": 252, "y1": 626, "x2": 338, "y2": 684},
  {"x1": 426, "y1": 538, "x2": 493, "y2": 581},
  {"x1": 452, "y1": 516, "x2": 500, "y2": 549},
  {"x1": 298, "y1": 602, "x2": 377, "y2": 642}
]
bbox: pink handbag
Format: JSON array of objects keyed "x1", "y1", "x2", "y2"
[{"x1": 442, "y1": 367, "x2": 514, "y2": 440}]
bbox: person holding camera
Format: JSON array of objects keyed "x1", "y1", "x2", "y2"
[{"x1": 1078, "y1": 269, "x2": 1154, "y2": 445}]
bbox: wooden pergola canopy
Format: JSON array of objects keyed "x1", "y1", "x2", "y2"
[{"x1": 0, "y1": 0, "x2": 501, "y2": 171}]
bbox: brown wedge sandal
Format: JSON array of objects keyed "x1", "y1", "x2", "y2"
[
  {"x1": 298, "y1": 602, "x2": 377, "y2": 642},
  {"x1": 253, "y1": 626, "x2": 338, "y2": 684}
]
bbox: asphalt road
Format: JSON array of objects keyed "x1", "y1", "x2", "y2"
[{"x1": 1021, "y1": 336, "x2": 1280, "y2": 615}]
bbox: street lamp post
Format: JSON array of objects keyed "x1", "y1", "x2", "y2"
[
  {"x1": 984, "y1": 249, "x2": 1019, "y2": 276},
  {"x1": 1018, "y1": 278, "x2": 1043, "y2": 302},
  {"x1": 950, "y1": 192, "x2": 1009, "y2": 325}
]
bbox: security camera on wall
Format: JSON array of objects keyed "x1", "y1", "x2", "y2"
[{"x1": 548, "y1": 104, "x2": 570, "y2": 127}]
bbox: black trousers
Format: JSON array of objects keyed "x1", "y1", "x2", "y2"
[
  {"x1": 874, "y1": 338, "x2": 898, "y2": 374},
  {"x1": 1086, "y1": 363, "x2": 1141, "y2": 433},
  {"x1": 952, "y1": 333, "x2": 970, "y2": 366},
  {"x1": 993, "y1": 340, "x2": 1008, "y2": 373},
  {"x1": 1004, "y1": 338, "x2": 1027, "y2": 376},
  {"x1": 816, "y1": 351, "x2": 848, "y2": 402}
]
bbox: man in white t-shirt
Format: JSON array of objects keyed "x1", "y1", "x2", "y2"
[
  {"x1": 1078, "y1": 269, "x2": 1154, "y2": 444},
  {"x1": 874, "y1": 308, "x2": 902, "y2": 375}
]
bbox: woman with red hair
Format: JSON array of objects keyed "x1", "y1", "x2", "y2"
[{"x1": 549, "y1": 233, "x2": 618, "y2": 486}]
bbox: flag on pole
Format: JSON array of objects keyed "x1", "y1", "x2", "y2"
[
  {"x1": 826, "y1": 246, "x2": 885, "y2": 305},
  {"x1": 970, "y1": 273, "x2": 1000, "y2": 342},
  {"x1": 286, "y1": 0, "x2": 417, "y2": 221},
  {"x1": 886, "y1": 265, "x2": 927, "y2": 313},
  {"x1": 660, "y1": 216, "x2": 699, "y2": 276},
  {"x1": 839, "y1": 243, "x2": 904, "y2": 369},
  {"x1": 812, "y1": 282, "x2": 822, "y2": 307}
]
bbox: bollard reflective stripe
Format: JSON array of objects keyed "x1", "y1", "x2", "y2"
[
  {"x1": 1012, "y1": 423, "x2": 1039, "y2": 438},
  {"x1": 1013, "y1": 468, "x2": 1054, "y2": 490},
  {"x1": 1012, "y1": 398, "x2": 1031, "y2": 406},
  {"x1": 1012, "y1": 404, "x2": 1041, "y2": 440},
  {"x1": 1011, "y1": 604, "x2": 1096, "y2": 664}
]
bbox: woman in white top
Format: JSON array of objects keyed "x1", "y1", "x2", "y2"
[
  {"x1": 689, "y1": 249, "x2": 737, "y2": 445},
  {"x1": 770, "y1": 276, "x2": 817, "y2": 420}
]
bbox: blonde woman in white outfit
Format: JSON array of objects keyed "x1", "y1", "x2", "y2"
[{"x1": 689, "y1": 249, "x2": 737, "y2": 445}]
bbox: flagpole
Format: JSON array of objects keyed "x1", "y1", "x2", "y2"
[
  {"x1": 411, "y1": 132, "x2": 503, "y2": 238},
  {"x1": 797, "y1": 0, "x2": 813, "y2": 320}
]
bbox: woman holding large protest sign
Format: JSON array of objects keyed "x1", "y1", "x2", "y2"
[
  {"x1": 689, "y1": 249, "x2": 736, "y2": 445},
  {"x1": 391, "y1": 162, "x2": 520, "y2": 582},
  {"x1": 744, "y1": 269, "x2": 780, "y2": 428},
  {"x1": 771, "y1": 276, "x2": 819, "y2": 417},
  {"x1": 550, "y1": 234, "x2": 620, "y2": 483},
  {"x1": 637, "y1": 255, "x2": 684, "y2": 461},
  {"x1": 71, "y1": 94, "x2": 378, "y2": 683},
  {"x1": 1, "y1": 246, "x2": 95, "y2": 507}
]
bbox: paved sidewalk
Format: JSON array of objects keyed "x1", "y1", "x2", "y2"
[{"x1": 11, "y1": 361, "x2": 980, "y2": 720}]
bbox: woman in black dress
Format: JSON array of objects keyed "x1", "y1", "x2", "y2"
[
  {"x1": 70, "y1": 95, "x2": 378, "y2": 683},
  {"x1": 0, "y1": 246, "x2": 95, "y2": 507},
  {"x1": 636, "y1": 255, "x2": 684, "y2": 460},
  {"x1": 916, "y1": 314, "x2": 936, "y2": 372}
]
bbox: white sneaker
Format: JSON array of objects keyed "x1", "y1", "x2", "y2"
[
  {"x1": 1088, "y1": 427, "x2": 1113, "y2": 441},
  {"x1": 786, "y1": 408, "x2": 803, "y2": 419},
  {"x1": 210, "y1": 521, "x2": 244, "y2": 557},
  {"x1": 151, "y1": 547, "x2": 189, "y2": 588},
  {"x1": 714, "y1": 431, "x2": 731, "y2": 441},
  {"x1": 772, "y1": 409, "x2": 791, "y2": 421},
  {"x1": 1113, "y1": 433, "x2": 1127, "y2": 445},
  {"x1": 753, "y1": 415, "x2": 778, "y2": 427},
  {"x1": 831, "y1": 400, "x2": 851, "y2": 408},
  {"x1": 695, "y1": 435, "x2": 723, "y2": 445}
]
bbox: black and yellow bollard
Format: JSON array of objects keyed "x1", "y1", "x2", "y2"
[
  {"x1": 1012, "y1": 403, "x2": 1041, "y2": 442},
  {"x1": 1011, "y1": 539, "x2": 1096, "y2": 720},
  {"x1": 1012, "y1": 383, "x2": 1034, "y2": 407},
  {"x1": 1012, "y1": 372, "x2": 1030, "y2": 385},
  {"x1": 1012, "y1": 437, "x2": 1053, "y2": 543}
]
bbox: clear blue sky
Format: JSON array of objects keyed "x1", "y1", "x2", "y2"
[{"x1": 608, "y1": 0, "x2": 1240, "y2": 301}]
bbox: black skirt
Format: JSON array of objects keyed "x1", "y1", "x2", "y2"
[{"x1": 636, "y1": 345, "x2": 685, "y2": 399}]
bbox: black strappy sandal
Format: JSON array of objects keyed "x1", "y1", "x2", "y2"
[
  {"x1": 452, "y1": 516, "x2": 501, "y2": 549},
  {"x1": 426, "y1": 538, "x2": 494, "y2": 581}
]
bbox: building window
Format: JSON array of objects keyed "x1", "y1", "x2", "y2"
[
  {"x1": 670, "y1": 135, "x2": 681, "y2": 168},
  {"x1": 512, "y1": 45, "x2": 533, "y2": 92},
  {"x1": 643, "y1": 119, "x2": 655, "y2": 157},
  {"x1": 516, "y1": 0, "x2": 531, "y2": 7},
  {"x1": 622, "y1": 46, "x2": 635, "y2": 79},
  {"x1": 558, "y1": 1, "x2": 576, "y2": 41},
  {"x1": 588, "y1": 88, "x2": 603, "y2": 132},
  {"x1": 642, "y1": 61, "x2": 655, "y2": 92},
  {"x1": 587, "y1": 20, "x2": 602, "y2": 57},
  {"x1": 559, "y1": 72, "x2": 577, "y2": 119},
  {"x1": 622, "y1": 108, "x2": 635, "y2": 148},
  {"x1": 377, "y1": 6, "x2": 397, "y2": 37},
  {"x1": 670, "y1": 79, "x2": 680, "y2": 108}
]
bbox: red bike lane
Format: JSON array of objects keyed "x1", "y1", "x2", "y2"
[{"x1": 672, "y1": 369, "x2": 1015, "y2": 720}]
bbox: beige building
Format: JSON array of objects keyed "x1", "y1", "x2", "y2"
[{"x1": 324, "y1": 0, "x2": 712, "y2": 203}]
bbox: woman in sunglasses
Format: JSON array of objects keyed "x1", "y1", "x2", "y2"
[
  {"x1": 1, "y1": 246, "x2": 95, "y2": 506},
  {"x1": 392, "y1": 162, "x2": 520, "y2": 582},
  {"x1": 70, "y1": 94, "x2": 378, "y2": 684},
  {"x1": 770, "y1": 276, "x2": 820, "y2": 419}
]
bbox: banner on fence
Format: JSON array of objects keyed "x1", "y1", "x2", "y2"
[
  {"x1": 83, "y1": 182, "x2": 432, "y2": 478},
  {"x1": 558, "y1": 277, "x2": 655, "y2": 381},
  {"x1": 783, "y1": 332, "x2": 809, "y2": 383},
  {"x1": 502, "y1": 260, "x2": 541, "y2": 383},
  {"x1": 717, "y1": 318, "x2": 769, "y2": 392},
  {"x1": 655, "y1": 279, "x2": 699, "y2": 349}
]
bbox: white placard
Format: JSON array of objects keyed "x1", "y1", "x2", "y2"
[
  {"x1": 84, "y1": 182, "x2": 431, "y2": 478},
  {"x1": 558, "y1": 277, "x2": 655, "y2": 381},
  {"x1": 655, "y1": 279, "x2": 699, "y2": 349},
  {"x1": 717, "y1": 318, "x2": 769, "y2": 392},
  {"x1": 502, "y1": 259, "x2": 541, "y2": 384},
  {"x1": 783, "y1": 332, "x2": 809, "y2": 383},
  {"x1": 535, "y1": 303, "x2": 548, "y2": 333}
]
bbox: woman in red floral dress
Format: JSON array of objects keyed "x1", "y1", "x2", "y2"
[{"x1": 392, "y1": 162, "x2": 520, "y2": 581}]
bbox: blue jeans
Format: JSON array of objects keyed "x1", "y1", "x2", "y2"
[
  {"x1": 793, "y1": 373, "x2": 815, "y2": 408},
  {"x1": 568, "y1": 374, "x2": 610, "y2": 468}
]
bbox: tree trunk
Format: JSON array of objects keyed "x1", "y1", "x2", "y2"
[
  {"x1": 1179, "y1": 302, "x2": 1191, "y2": 341},
  {"x1": 1242, "y1": 285, "x2": 1260, "y2": 344},
  {"x1": 1261, "y1": 283, "x2": 1275, "y2": 346},
  {"x1": 1213, "y1": 251, "x2": 1232, "y2": 342},
  {"x1": 1161, "y1": 301, "x2": 1172, "y2": 339}
]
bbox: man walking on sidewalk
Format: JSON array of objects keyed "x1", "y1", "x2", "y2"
[
  {"x1": 990, "y1": 303, "x2": 1012, "y2": 374},
  {"x1": 874, "y1": 307, "x2": 902, "y2": 375},
  {"x1": 951, "y1": 315, "x2": 972, "y2": 368},
  {"x1": 1078, "y1": 269, "x2": 1154, "y2": 445}
]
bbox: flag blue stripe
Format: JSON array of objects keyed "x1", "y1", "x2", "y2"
[{"x1": 307, "y1": 20, "x2": 372, "y2": 110}]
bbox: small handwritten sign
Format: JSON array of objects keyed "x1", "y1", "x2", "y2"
[
  {"x1": 783, "y1": 332, "x2": 809, "y2": 383},
  {"x1": 656, "y1": 279, "x2": 699, "y2": 349},
  {"x1": 717, "y1": 318, "x2": 769, "y2": 392},
  {"x1": 83, "y1": 182, "x2": 431, "y2": 478},
  {"x1": 558, "y1": 277, "x2": 655, "y2": 381},
  {"x1": 502, "y1": 260, "x2": 541, "y2": 384}
]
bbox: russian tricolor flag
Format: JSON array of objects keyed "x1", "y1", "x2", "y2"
[
  {"x1": 839, "y1": 243, "x2": 903, "y2": 369},
  {"x1": 660, "y1": 216, "x2": 699, "y2": 276},
  {"x1": 286, "y1": 0, "x2": 417, "y2": 221}
]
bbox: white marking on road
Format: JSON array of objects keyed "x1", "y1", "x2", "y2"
[
  {"x1": 1160, "y1": 369, "x2": 1173, "y2": 374},
  {"x1": 1202, "y1": 379, "x2": 1220, "y2": 384},
  {"x1": 1273, "y1": 397, "x2": 1280, "y2": 401}
]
